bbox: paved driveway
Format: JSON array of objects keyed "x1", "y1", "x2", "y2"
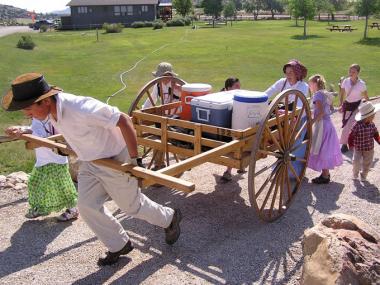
[{"x1": 0, "y1": 26, "x2": 35, "y2": 37}]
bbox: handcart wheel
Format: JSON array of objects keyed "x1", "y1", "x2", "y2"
[
  {"x1": 128, "y1": 76, "x2": 187, "y2": 172},
  {"x1": 248, "y1": 89, "x2": 312, "y2": 222}
]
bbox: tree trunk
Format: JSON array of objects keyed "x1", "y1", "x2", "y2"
[
  {"x1": 303, "y1": 17, "x2": 307, "y2": 37},
  {"x1": 213, "y1": 18, "x2": 215, "y2": 28},
  {"x1": 364, "y1": 15, "x2": 368, "y2": 39},
  {"x1": 271, "y1": 9, "x2": 275, "y2": 20},
  {"x1": 332, "y1": 13, "x2": 335, "y2": 21},
  {"x1": 318, "y1": 13, "x2": 320, "y2": 21},
  {"x1": 296, "y1": 17, "x2": 298, "y2": 27}
]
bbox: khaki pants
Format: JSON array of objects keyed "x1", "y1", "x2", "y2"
[
  {"x1": 77, "y1": 148, "x2": 174, "y2": 252},
  {"x1": 353, "y1": 149, "x2": 374, "y2": 178}
]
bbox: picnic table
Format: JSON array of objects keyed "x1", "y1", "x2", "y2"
[
  {"x1": 369, "y1": 22, "x2": 380, "y2": 30},
  {"x1": 327, "y1": 25, "x2": 357, "y2": 32}
]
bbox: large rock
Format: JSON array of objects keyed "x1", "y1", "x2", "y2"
[{"x1": 301, "y1": 214, "x2": 380, "y2": 285}]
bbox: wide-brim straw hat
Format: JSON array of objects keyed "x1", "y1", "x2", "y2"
[
  {"x1": 152, "y1": 62, "x2": 178, "y2": 77},
  {"x1": 355, "y1": 101, "x2": 380, "y2": 121},
  {"x1": 2, "y1": 73, "x2": 62, "y2": 111}
]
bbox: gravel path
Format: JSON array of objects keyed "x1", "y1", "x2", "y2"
[
  {"x1": 0, "y1": 26, "x2": 36, "y2": 37},
  {"x1": 1, "y1": 99, "x2": 379, "y2": 285}
]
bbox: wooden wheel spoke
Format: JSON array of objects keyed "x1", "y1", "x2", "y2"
[
  {"x1": 290, "y1": 139, "x2": 310, "y2": 152},
  {"x1": 254, "y1": 160, "x2": 279, "y2": 177},
  {"x1": 293, "y1": 121, "x2": 308, "y2": 145},
  {"x1": 256, "y1": 162, "x2": 281, "y2": 198},
  {"x1": 173, "y1": 153, "x2": 180, "y2": 163},
  {"x1": 148, "y1": 150, "x2": 158, "y2": 169},
  {"x1": 159, "y1": 81, "x2": 164, "y2": 105},
  {"x1": 146, "y1": 90, "x2": 156, "y2": 107},
  {"x1": 288, "y1": 105, "x2": 305, "y2": 145},
  {"x1": 268, "y1": 166, "x2": 283, "y2": 218},
  {"x1": 284, "y1": 165, "x2": 292, "y2": 202},
  {"x1": 288, "y1": 163, "x2": 300, "y2": 183},
  {"x1": 274, "y1": 107, "x2": 285, "y2": 149},
  {"x1": 260, "y1": 165, "x2": 282, "y2": 212},
  {"x1": 142, "y1": 147, "x2": 152, "y2": 158},
  {"x1": 265, "y1": 125, "x2": 283, "y2": 152},
  {"x1": 278, "y1": 165, "x2": 284, "y2": 213},
  {"x1": 289, "y1": 96, "x2": 299, "y2": 122},
  {"x1": 284, "y1": 96, "x2": 289, "y2": 148},
  {"x1": 258, "y1": 149, "x2": 282, "y2": 158}
]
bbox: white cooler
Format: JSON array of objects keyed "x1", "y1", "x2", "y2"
[{"x1": 231, "y1": 90, "x2": 268, "y2": 130}]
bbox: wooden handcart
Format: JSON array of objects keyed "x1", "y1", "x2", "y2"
[
  {"x1": 127, "y1": 76, "x2": 313, "y2": 222},
  {"x1": 2, "y1": 76, "x2": 312, "y2": 222}
]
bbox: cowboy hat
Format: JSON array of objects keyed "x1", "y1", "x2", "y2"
[
  {"x1": 2, "y1": 73, "x2": 62, "y2": 111},
  {"x1": 152, "y1": 62, "x2": 178, "y2": 77},
  {"x1": 355, "y1": 101, "x2": 380, "y2": 121}
]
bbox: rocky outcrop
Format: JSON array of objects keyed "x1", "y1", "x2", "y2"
[
  {"x1": 301, "y1": 214, "x2": 380, "y2": 285},
  {"x1": 0, "y1": 171, "x2": 28, "y2": 191}
]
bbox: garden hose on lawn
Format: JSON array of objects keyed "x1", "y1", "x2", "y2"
[{"x1": 106, "y1": 29, "x2": 190, "y2": 105}]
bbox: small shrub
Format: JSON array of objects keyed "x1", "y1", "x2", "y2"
[
  {"x1": 17, "y1": 35, "x2": 36, "y2": 50},
  {"x1": 166, "y1": 18, "x2": 185, "y2": 27},
  {"x1": 131, "y1": 21, "x2": 145, "y2": 28},
  {"x1": 183, "y1": 17, "x2": 192, "y2": 26},
  {"x1": 153, "y1": 20, "x2": 164, "y2": 30},
  {"x1": 144, "y1": 21, "x2": 153, "y2": 27},
  {"x1": 102, "y1": 23, "x2": 124, "y2": 33},
  {"x1": 39, "y1": 25, "x2": 48, "y2": 32}
]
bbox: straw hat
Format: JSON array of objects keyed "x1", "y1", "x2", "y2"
[
  {"x1": 355, "y1": 101, "x2": 380, "y2": 121},
  {"x1": 152, "y1": 62, "x2": 178, "y2": 77},
  {"x1": 2, "y1": 73, "x2": 62, "y2": 111}
]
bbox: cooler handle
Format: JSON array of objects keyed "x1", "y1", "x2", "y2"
[
  {"x1": 196, "y1": 108, "x2": 210, "y2": 122},
  {"x1": 185, "y1": 96, "x2": 194, "y2": 105}
]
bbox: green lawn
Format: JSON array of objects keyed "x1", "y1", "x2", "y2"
[{"x1": 1, "y1": 19, "x2": 379, "y2": 174}]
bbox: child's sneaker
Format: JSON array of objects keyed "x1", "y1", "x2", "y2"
[
  {"x1": 57, "y1": 208, "x2": 79, "y2": 222},
  {"x1": 221, "y1": 171, "x2": 232, "y2": 182},
  {"x1": 360, "y1": 173, "x2": 367, "y2": 182},
  {"x1": 25, "y1": 208, "x2": 48, "y2": 219}
]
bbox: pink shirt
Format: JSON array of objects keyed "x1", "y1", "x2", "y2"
[{"x1": 341, "y1": 78, "x2": 366, "y2": 103}]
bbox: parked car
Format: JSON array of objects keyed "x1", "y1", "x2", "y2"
[{"x1": 32, "y1": 20, "x2": 54, "y2": 30}]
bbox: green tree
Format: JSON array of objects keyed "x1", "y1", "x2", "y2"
[
  {"x1": 314, "y1": 0, "x2": 333, "y2": 20},
  {"x1": 202, "y1": 0, "x2": 224, "y2": 27},
  {"x1": 243, "y1": 0, "x2": 263, "y2": 20},
  {"x1": 355, "y1": 0, "x2": 380, "y2": 39},
  {"x1": 223, "y1": 0, "x2": 236, "y2": 25},
  {"x1": 264, "y1": 0, "x2": 285, "y2": 19},
  {"x1": 329, "y1": 0, "x2": 348, "y2": 20},
  {"x1": 173, "y1": 0, "x2": 193, "y2": 17},
  {"x1": 288, "y1": 0, "x2": 316, "y2": 37}
]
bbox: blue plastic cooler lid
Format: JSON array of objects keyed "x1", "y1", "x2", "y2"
[{"x1": 233, "y1": 90, "x2": 268, "y2": 103}]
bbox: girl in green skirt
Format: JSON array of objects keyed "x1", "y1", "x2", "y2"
[{"x1": 6, "y1": 118, "x2": 78, "y2": 222}]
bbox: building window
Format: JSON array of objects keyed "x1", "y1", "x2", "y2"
[
  {"x1": 141, "y1": 5, "x2": 148, "y2": 13},
  {"x1": 78, "y1": 6, "x2": 88, "y2": 14},
  {"x1": 114, "y1": 6, "x2": 120, "y2": 16},
  {"x1": 127, "y1": 6, "x2": 133, "y2": 16},
  {"x1": 114, "y1": 5, "x2": 129, "y2": 16}
]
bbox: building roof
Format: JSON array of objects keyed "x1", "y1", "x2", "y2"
[{"x1": 67, "y1": 0, "x2": 158, "y2": 6}]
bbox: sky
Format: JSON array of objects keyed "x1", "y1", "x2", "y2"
[{"x1": 0, "y1": 0, "x2": 69, "y2": 13}]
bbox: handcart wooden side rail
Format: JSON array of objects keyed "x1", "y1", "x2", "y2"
[{"x1": 16, "y1": 133, "x2": 195, "y2": 193}]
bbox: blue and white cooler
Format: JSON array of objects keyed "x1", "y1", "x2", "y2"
[
  {"x1": 190, "y1": 91, "x2": 234, "y2": 127},
  {"x1": 190, "y1": 91, "x2": 234, "y2": 139},
  {"x1": 231, "y1": 90, "x2": 268, "y2": 130}
]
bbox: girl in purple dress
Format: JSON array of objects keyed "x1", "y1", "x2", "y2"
[{"x1": 308, "y1": 75, "x2": 343, "y2": 184}]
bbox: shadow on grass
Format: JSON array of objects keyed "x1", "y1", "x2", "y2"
[
  {"x1": 356, "y1": 37, "x2": 380, "y2": 47},
  {"x1": 291, "y1": 34, "x2": 326, "y2": 40},
  {"x1": 198, "y1": 25, "x2": 223, "y2": 29}
]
